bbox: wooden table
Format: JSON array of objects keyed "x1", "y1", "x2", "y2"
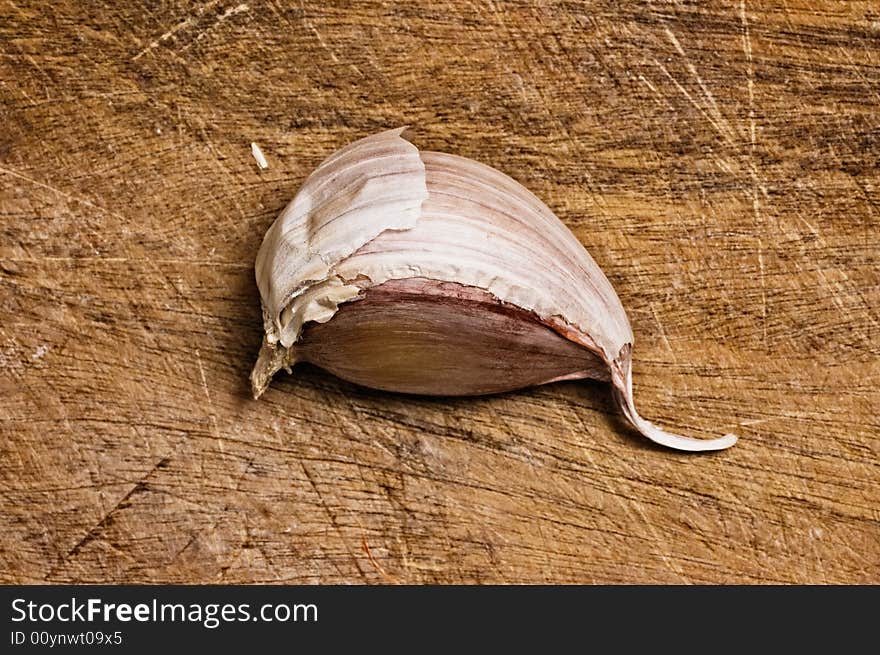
[{"x1": 2, "y1": 1, "x2": 877, "y2": 584}]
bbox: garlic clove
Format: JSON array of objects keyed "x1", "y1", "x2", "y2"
[{"x1": 251, "y1": 129, "x2": 738, "y2": 452}]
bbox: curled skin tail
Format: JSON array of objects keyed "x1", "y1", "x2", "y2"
[{"x1": 610, "y1": 345, "x2": 737, "y2": 452}]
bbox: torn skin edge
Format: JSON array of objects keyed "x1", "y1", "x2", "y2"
[
  {"x1": 256, "y1": 128, "x2": 428, "y2": 346},
  {"x1": 252, "y1": 272, "x2": 370, "y2": 397},
  {"x1": 276, "y1": 276, "x2": 363, "y2": 347},
  {"x1": 610, "y1": 344, "x2": 738, "y2": 452},
  {"x1": 251, "y1": 275, "x2": 613, "y2": 400},
  {"x1": 252, "y1": 275, "x2": 366, "y2": 398}
]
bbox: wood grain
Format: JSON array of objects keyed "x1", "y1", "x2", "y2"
[{"x1": 1, "y1": 0, "x2": 878, "y2": 584}]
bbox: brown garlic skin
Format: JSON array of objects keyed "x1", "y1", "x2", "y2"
[{"x1": 251, "y1": 128, "x2": 738, "y2": 452}]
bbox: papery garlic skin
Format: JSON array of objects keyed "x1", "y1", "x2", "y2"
[
  {"x1": 334, "y1": 151, "x2": 632, "y2": 360},
  {"x1": 252, "y1": 128, "x2": 738, "y2": 452},
  {"x1": 255, "y1": 127, "x2": 427, "y2": 347}
]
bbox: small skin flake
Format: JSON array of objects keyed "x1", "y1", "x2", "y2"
[{"x1": 251, "y1": 142, "x2": 268, "y2": 169}]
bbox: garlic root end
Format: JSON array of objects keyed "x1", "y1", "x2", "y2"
[{"x1": 251, "y1": 338, "x2": 298, "y2": 399}]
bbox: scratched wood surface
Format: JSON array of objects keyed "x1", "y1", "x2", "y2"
[{"x1": 1, "y1": 1, "x2": 878, "y2": 584}]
